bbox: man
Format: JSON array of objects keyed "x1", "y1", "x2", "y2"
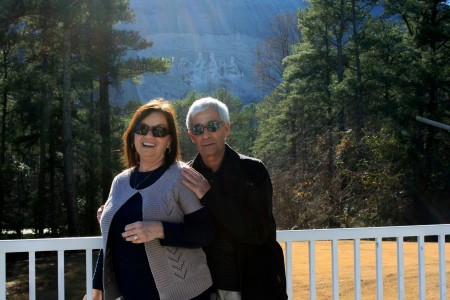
[{"x1": 181, "y1": 97, "x2": 287, "y2": 300}]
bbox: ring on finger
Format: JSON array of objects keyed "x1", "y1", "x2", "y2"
[{"x1": 134, "y1": 235, "x2": 138, "y2": 240}]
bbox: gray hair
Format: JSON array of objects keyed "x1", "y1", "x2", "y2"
[{"x1": 186, "y1": 97, "x2": 230, "y2": 129}]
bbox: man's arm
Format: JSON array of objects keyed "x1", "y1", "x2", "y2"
[{"x1": 182, "y1": 162, "x2": 274, "y2": 245}]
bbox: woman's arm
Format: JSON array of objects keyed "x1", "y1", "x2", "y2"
[
  {"x1": 121, "y1": 207, "x2": 214, "y2": 247},
  {"x1": 160, "y1": 207, "x2": 215, "y2": 248}
]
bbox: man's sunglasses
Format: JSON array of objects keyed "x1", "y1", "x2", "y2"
[
  {"x1": 190, "y1": 121, "x2": 224, "y2": 136},
  {"x1": 133, "y1": 123, "x2": 170, "y2": 137}
]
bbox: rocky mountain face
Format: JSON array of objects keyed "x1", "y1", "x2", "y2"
[{"x1": 113, "y1": 0, "x2": 306, "y2": 104}]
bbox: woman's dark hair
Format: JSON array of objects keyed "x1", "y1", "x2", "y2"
[{"x1": 122, "y1": 98, "x2": 181, "y2": 169}]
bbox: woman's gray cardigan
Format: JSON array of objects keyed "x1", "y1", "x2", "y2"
[{"x1": 100, "y1": 162, "x2": 212, "y2": 300}]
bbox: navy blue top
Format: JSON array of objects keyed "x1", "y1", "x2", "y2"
[{"x1": 92, "y1": 166, "x2": 214, "y2": 299}]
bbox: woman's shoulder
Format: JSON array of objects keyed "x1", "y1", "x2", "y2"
[
  {"x1": 113, "y1": 168, "x2": 133, "y2": 182},
  {"x1": 164, "y1": 162, "x2": 189, "y2": 184},
  {"x1": 168, "y1": 161, "x2": 188, "y2": 172}
]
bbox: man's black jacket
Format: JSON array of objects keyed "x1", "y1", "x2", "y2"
[{"x1": 191, "y1": 145, "x2": 287, "y2": 300}]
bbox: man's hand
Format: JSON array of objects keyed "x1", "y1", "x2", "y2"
[
  {"x1": 181, "y1": 166, "x2": 210, "y2": 199},
  {"x1": 96, "y1": 205, "x2": 104, "y2": 224}
]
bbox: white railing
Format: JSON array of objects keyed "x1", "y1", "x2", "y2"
[
  {"x1": 277, "y1": 224, "x2": 450, "y2": 300},
  {"x1": 0, "y1": 236, "x2": 101, "y2": 300},
  {"x1": 1, "y1": 224, "x2": 449, "y2": 300}
]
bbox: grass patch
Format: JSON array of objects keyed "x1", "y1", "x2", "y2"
[{"x1": 283, "y1": 240, "x2": 450, "y2": 299}]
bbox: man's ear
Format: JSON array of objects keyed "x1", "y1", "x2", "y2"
[
  {"x1": 224, "y1": 122, "x2": 231, "y2": 138},
  {"x1": 188, "y1": 130, "x2": 196, "y2": 143}
]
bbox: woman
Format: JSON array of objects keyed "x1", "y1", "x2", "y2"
[{"x1": 86, "y1": 99, "x2": 214, "y2": 300}]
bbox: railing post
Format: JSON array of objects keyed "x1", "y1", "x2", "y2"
[
  {"x1": 396, "y1": 237, "x2": 405, "y2": 300},
  {"x1": 29, "y1": 251, "x2": 36, "y2": 300},
  {"x1": 353, "y1": 239, "x2": 361, "y2": 300},
  {"x1": 0, "y1": 252, "x2": 6, "y2": 300},
  {"x1": 331, "y1": 239, "x2": 339, "y2": 300},
  {"x1": 375, "y1": 237, "x2": 383, "y2": 300},
  {"x1": 285, "y1": 241, "x2": 293, "y2": 300},
  {"x1": 58, "y1": 250, "x2": 65, "y2": 300},
  {"x1": 438, "y1": 235, "x2": 447, "y2": 300},
  {"x1": 418, "y1": 236, "x2": 425, "y2": 300},
  {"x1": 86, "y1": 249, "x2": 94, "y2": 300},
  {"x1": 309, "y1": 241, "x2": 316, "y2": 300}
]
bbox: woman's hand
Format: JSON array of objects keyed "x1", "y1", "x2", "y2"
[
  {"x1": 83, "y1": 289, "x2": 102, "y2": 300},
  {"x1": 122, "y1": 221, "x2": 164, "y2": 243},
  {"x1": 181, "y1": 166, "x2": 210, "y2": 199}
]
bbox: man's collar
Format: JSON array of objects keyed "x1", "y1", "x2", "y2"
[{"x1": 192, "y1": 144, "x2": 241, "y2": 177}]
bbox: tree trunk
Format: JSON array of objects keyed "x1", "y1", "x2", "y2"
[
  {"x1": 0, "y1": 49, "x2": 8, "y2": 235},
  {"x1": 324, "y1": 26, "x2": 334, "y2": 180},
  {"x1": 48, "y1": 126, "x2": 58, "y2": 237},
  {"x1": 336, "y1": 0, "x2": 346, "y2": 133},
  {"x1": 62, "y1": 15, "x2": 79, "y2": 236},
  {"x1": 86, "y1": 87, "x2": 100, "y2": 234},
  {"x1": 99, "y1": 70, "x2": 112, "y2": 201},
  {"x1": 423, "y1": 1, "x2": 440, "y2": 182},
  {"x1": 351, "y1": 0, "x2": 363, "y2": 142},
  {"x1": 37, "y1": 65, "x2": 49, "y2": 237}
]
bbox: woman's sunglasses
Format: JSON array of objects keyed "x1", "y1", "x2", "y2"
[
  {"x1": 190, "y1": 121, "x2": 224, "y2": 136},
  {"x1": 133, "y1": 124, "x2": 170, "y2": 137}
]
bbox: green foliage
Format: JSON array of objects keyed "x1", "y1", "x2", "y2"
[
  {"x1": 0, "y1": 0, "x2": 171, "y2": 236},
  {"x1": 253, "y1": 0, "x2": 450, "y2": 229},
  {"x1": 172, "y1": 91, "x2": 205, "y2": 161},
  {"x1": 1, "y1": 0, "x2": 449, "y2": 236}
]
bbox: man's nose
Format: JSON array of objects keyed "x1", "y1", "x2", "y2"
[{"x1": 201, "y1": 129, "x2": 213, "y2": 138}]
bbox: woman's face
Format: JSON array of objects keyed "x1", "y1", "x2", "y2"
[{"x1": 133, "y1": 111, "x2": 172, "y2": 169}]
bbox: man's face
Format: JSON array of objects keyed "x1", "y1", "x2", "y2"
[{"x1": 188, "y1": 107, "x2": 230, "y2": 161}]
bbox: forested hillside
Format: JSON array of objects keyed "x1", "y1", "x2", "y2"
[
  {"x1": 254, "y1": 0, "x2": 450, "y2": 229},
  {"x1": 0, "y1": 0, "x2": 449, "y2": 237}
]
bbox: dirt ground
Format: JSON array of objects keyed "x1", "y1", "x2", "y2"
[{"x1": 281, "y1": 240, "x2": 450, "y2": 299}]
